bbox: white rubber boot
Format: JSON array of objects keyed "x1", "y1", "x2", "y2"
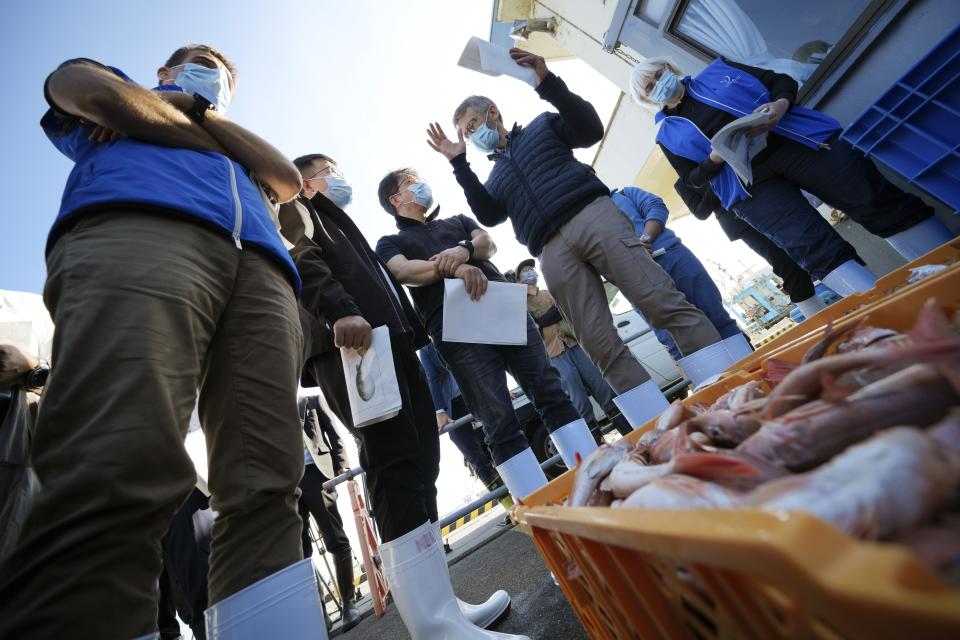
[
  {"x1": 678, "y1": 339, "x2": 734, "y2": 389},
  {"x1": 432, "y1": 527, "x2": 513, "y2": 629},
  {"x1": 205, "y1": 558, "x2": 326, "y2": 639},
  {"x1": 495, "y1": 447, "x2": 548, "y2": 503},
  {"x1": 549, "y1": 418, "x2": 598, "y2": 468},
  {"x1": 886, "y1": 216, "x2": 954, "y2": 261},
  {"x1": 380, "y1": 522, "x2": 530, "y2": 640},
  {"x1": 722, "y1": 333, "x2": 752, "y2": 362},
  {"x1": 821, "y1": 260, "x2": 876, "y2": 296},
  {"x1": 795, "y1": 294, "x2": 826, "y2": 320},
  {"x1": 612, "y1": 379, "x2": 669, "y2": 429}
]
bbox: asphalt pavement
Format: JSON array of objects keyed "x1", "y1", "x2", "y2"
[{"x1": 335, "y1": 517, "x2": 588, "y2": 640}]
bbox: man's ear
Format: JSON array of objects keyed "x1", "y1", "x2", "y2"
[{"x1": 157, "y1": 66, "x2": 174, "y2": 85}]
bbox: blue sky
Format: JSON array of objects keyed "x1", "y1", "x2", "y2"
[{"x1": 0, "y1": 0, "x2": 619, "y2": 294}]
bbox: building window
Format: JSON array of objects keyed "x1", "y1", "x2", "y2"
[{"x1": 665, "y1": 0, "x2": 874, "y2": 85}]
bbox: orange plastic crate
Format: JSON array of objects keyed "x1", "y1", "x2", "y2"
[
  {"x1": 729, "y1": 238, "x2": 960, "y2": 375},
  {"x1": 517, "y1": 269, "x2": 960, "y2": 639}
]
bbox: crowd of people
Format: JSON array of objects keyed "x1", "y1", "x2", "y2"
[{"x1": 0, "y1": 38, "x2": 953, "y2": 640}]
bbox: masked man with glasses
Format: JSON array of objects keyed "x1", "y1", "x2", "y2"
[{"x1": 280, "y1": 154, "x2": 521, "y2": 640}]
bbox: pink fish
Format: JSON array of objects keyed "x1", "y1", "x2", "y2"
[
  {"x1": 738, "y1": 364, "x2": 958, "y2": 471},
  {"x1": 568, "y1": 439, "x2": 632, "y2": 507},
  {"x1": 750, "y1": 416, "x2": 960, "y2": 540},
  {"x1": 603, "y1": 450, "x2": 778, "y2": 498},
  {"x1": 621, "y1": 474, "x2": 743, "y2": 510}
]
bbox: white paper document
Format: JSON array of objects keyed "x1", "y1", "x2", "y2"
[
  {"x1": 441, "y1": 279, "x2": 528, "y2": 346},
  {"x1": 457, "y1": 36, "x2": 537, "y2": 87},
  {"x1": 710, "y1": 111, "x2": 769, "y2": 185},
  {"x1": 340, "y1": 326, "x2": 402, "y2": 428}
]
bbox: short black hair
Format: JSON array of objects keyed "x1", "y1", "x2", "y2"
[
  {"x1": 293, "y1": 153, "x2": 337, "y2": 172},
  {"x1": 165, "y1": 44, "x2": 237, "y2": 83},
  {"x1": 378, "y1": 167, "x2": 418, "y2": 215}
]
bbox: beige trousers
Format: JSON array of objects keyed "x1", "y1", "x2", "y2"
[{"x1": 540, "y1": 196, "x2": 720, "y2": 394}]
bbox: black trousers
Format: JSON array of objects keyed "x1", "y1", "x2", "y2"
[
  {"x1": 308, "y1": 334, "x2": 440, "y2": 542},
  {"x1": 732, "y1": 137, "x2": 932, "y2": 280},
  {"x1": 298, "y1": 463, "x2": 351, "y2": 558},
  {"x1": 720, "y1": 210, "x2": 817, "y2": 302}
]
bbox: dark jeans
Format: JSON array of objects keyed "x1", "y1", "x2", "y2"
[
  {"x1": 436, "y1": 316, "x2": 581, "y2": 465},
  {"x1": 732, "y1": 137, "x2": 933, "y2": 280},
  {"x1": 298, "y1": 463, "x2": 351, "y2": 558},
  {"x1": 728, "y1": 213, "x2": 816, "y2": 302},
  {"x1": 550, "y1": 344, "x2": 616, "y2": 423},
  {"x1": 308, "y1": 334, "x2": 440, "y2": 543},
  {"x1": 658, "y1": 242, "x2": 740, "y2": 344},
  {"x1": 158, "y1": 489, "x2": 212, "y2": 640},
  {"x1": 445, "y1": 395, "x2": 497, "y2": 485}
]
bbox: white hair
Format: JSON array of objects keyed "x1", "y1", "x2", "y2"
[{"x1": 629, "y1": 57, "x2": 685, "y2": 108}]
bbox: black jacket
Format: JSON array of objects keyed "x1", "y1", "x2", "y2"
[
  {"x1": 673, "y1": 178, "x2": 751, "y2": 242},
  {"x1": 278, "y1": 193, "x2": 428, "y2": 383},
  {"x1": 300, "y1": 396, "x2": 348, "y2": 481}
]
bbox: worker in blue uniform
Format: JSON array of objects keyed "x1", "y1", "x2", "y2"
[{"x1": 611, "y1": 186, "x2": 748, "y2": 361}]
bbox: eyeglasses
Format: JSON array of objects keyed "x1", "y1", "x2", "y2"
[
  {"x1": 391, "y1": 175, "x2": 420, "y2": 199},
  {"x1": 462, "y1": 111, "x2": 488, "y2": 136},
  {"x1": 304, "y1": 165, "x2": 343, "y2": 182}
]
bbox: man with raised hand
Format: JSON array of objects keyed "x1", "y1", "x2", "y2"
[
  {"x1": 0, "y1": 45, "x2": 308, "y2": 638},
  {"x1": 428, "y1": 48, "x2": 735, "y2": 430}
]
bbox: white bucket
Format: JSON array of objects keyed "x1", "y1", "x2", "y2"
[
  {"x1": 205, "y1": 558, "x2": 327, "y2": 640},
  {"x1": 678, "y1": 341, "x2": 732, "y2": 389}
]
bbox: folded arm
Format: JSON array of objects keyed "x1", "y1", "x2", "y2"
[{"x1": 46, "y1": 61, "x2": 226, "y2": 153}]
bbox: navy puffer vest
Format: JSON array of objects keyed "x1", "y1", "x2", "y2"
[{"x1": 485, "y1": 113, "x2": 608, "y2": 255}]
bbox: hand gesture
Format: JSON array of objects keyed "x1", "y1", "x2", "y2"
[
  {"x1": 747, "y1": 98, "x2": 790, "y2": 138},
  {"x1": 430, "y1": 245, "x2": 470, "y2": 277},
  {"x1": 454, "y1": 264, "x2": 488, "y2": 301},
  {"x1": 332, "y1": 315, "x2": 373, "y2": 351},
  {"x1": 436, "y1": 411, "x2": 452, "y2": 432},
  {"x1": 0, "y1": 343, "x2": 38, "y2": 388},
  {"x1": 510, "y1": 48, "x2": 548, "y2": 86},
  {"x1": 426, "y1": 122, "x2": 466, "y2": 160}
]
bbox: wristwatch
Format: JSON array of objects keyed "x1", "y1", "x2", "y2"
[
  {"x1": 186, "y1": 94, "x2": 213, "y2": 125},
  {"x1": 457, "y1": 239, "x2": 475, "y2": 259},
  {"x1": 23, "y1": 361, "x2": 50, "y2": 391}
]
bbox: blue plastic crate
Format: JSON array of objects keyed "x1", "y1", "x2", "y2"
[{"x1": 842, "y1": 24, "x2": 960, "y2": 213}]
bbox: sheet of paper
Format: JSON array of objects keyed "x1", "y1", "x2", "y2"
[
  {"x1": 710, "y1": 111, "x2": 769, "y2": 184},
  {"x1": 441, "y1": 279, "x2": 528, "y2": 345},
  {"x1": 340, "y1": 325, "x2": 402, "y2": 428},
  {"x1": 457, "y1": 36, "x2": 537, "y2": 87}
]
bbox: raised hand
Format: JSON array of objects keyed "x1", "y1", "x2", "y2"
[
  {"x1": 509, "y1": 48, "x2": 548, "y2": 86},
  {"x1": 426, "y1": 122, "x2": 466, "y2": 160}
]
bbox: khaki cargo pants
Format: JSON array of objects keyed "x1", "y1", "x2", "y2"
[
  {"x1": 0, "y1": 213, "x2": 305, "y2": 639},
  {"x1": 541, "y1": 196, "x2": 721, "y2": 394}
]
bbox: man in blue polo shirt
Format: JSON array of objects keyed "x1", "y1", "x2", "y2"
[
  {"x1": 611, "y1": 186, "x2": 746, "y2": 360},
  {"x1": 0, "y1": 45, "x2": 308, "y2": 638},
  {"x1": 376, "y1": 168, "x2": 595, "y2": 506}
]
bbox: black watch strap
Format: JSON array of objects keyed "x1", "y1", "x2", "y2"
[
  {"x1": 187, "y1": 94, "x2": 213, "y2": 124},
  {"x1": 23, "y1": 365, "x2": 50, "y2": 391},
  {"x1": 458, "y1": 239, "x2": 475, "y2": 258}
]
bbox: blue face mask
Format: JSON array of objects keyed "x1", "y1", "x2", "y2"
[
  {"x1": 470, "y1": 109, "x2": 501, "y2": 154},
  {"x1": 649, "y1": 70, "x2": 680, "y2": 105},
  {"x1": 322, "y1": 175, "x2": 353, "y2": 209},
  {"x1": 406, "y1": 181, "x2": 434, "y2": 211},
  {"x1": 175, "y1": 63, "x2": 233, "y2": 113}
]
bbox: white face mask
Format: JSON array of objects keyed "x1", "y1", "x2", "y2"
[
  {"x1": 321, "y1": 175, "x2": 353, "y2": 209},
  {"x1": 173, "y1": 63, "x2": 233, "y2": 113}
]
